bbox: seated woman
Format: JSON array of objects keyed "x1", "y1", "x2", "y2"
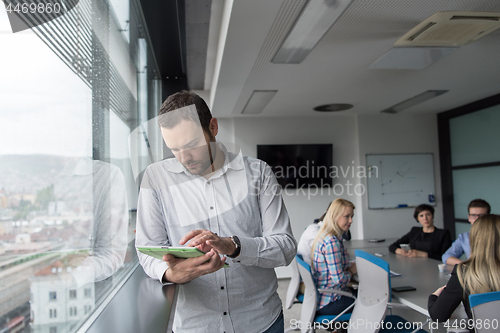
[
  {"x1": 428, "y1": 214, "x2": 500, "y2": 332},
  {"x1": 389, "y1": 204, "x2": 452, "y2": 260},
  {"x1": 312, "y1": 198, "x2": 357, "y2": 316},
  {"x1": 298, "y1": 203, "x2": 352, "y2": 266}
]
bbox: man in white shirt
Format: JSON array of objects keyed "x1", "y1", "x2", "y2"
[{"x1": 136, "y1": 91, "x2": 296, "y2": 333}]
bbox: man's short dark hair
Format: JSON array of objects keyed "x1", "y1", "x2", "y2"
[
  {"x1": 158, "y1": 90, "x2": 212, "y2": 135},
  {"x1": 468, "y1": 199, "x2": 491, "y2": 214},
  {"x1": 413, "y1": 204, "x2": 435, "y2": 221}
]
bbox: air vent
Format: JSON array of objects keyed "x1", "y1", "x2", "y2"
[
  {"x1": 407, "y1": 22, "x2": 436, "y2": 41},
  {"x1": 450, "y1": 15, "x2": 499, "y2": 21},
  {"x1": 395, "y1": 12, "x2": 500, "y2": 47}
]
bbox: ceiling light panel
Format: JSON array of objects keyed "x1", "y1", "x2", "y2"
[
  {"x1": 380, "y1": 90, "x2": 448, "y2": 114},
  {"x1": 272, "y1": 0, "x2": 352, "y2": 64},
  {"x1": 241, "y1": 90, "x2": 278, "y2": 114}
]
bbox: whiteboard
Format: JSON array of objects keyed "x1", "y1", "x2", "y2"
[{"x1": 366, "y1": 154, "x2": 435, "y2": 209}]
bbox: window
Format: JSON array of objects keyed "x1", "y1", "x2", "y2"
[
  {"x1": 0, "y1": 0, "x2": 160, "y2": 332},
  {"x1": 50, "y1": 327, "x2": 57, "y2": 333},
  {"x1": 84, "y1": 305, "x2": 92, "y2": 314},
  {"x1": 438, "y1": 93, "x2": 500, "y2": 237}
]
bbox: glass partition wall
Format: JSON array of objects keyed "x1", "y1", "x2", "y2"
[
  {"x1": 438, "y1": 94, "x2": 500, "y2": 241},
  {"x1": 0, "y1": 0, "x2": 161, "y2": 332}
]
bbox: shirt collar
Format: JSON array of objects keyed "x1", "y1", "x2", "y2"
[{"x1": 164, "y1": 141, "x2": 244, "y2": 176}]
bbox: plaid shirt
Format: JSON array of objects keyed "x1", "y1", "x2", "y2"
[{"x1": 312, "y1": 234, "x2": 352, "y2": 310}]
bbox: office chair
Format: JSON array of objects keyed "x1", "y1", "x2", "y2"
[
  {"x1": 468, "y1": 290, "x2": 500, "y2": 333},
  {"x1": 285, "y1": 256, "x2": 304, "y2": 310},
  {"x1": 350, "y1": 249, "x2": 428, "y2": 333},
  {"x1": 292, "y1": 254, "x2": 356, "y2": 333}
]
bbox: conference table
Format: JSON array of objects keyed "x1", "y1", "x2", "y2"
[{"x1": 343, "y1": 239, "x2": 467, "y2": 332}]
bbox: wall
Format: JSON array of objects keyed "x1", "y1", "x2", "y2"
[
  {"x1": 357, "y1": 113, "x2": 443, "y2": 239},
  {"x1": 218, "y1": 115, "x2": 363, "y2": 241},
  {"x1": 217, "y1": 113, "x2": 441, "y2": 277}
]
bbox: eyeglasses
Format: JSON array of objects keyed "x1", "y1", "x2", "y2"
[{"x1": 468, "y1": 214, "x2": 486, "y2": 219}]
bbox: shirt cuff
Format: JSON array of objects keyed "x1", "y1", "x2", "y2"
[
  {"x1": 155, "y1": 261, "x2": 170, "y2": 284},
  {"x1": 232, "y1": 236, "x2": 258, "y2": 265}
]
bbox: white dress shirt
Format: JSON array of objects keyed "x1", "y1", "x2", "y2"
[{"x1": 136, "y1": 142, "x2": 297, "y2": 333}]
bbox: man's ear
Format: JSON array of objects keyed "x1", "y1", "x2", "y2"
[{"x1": 208, "y1": 118, "x2": 218, "y2": 138}]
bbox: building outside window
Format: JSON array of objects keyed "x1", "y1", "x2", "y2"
[
  {"x1": 49, "y1": 292, "x2": 57, "y2": 301},
  {"x1": 0, "y1": 0, "x2": 161, "y2": 331}
]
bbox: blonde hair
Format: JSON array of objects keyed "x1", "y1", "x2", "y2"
[
  {"x1": 457, "y1": 214, "x2": 500, "y2": 295},
  {"x1": 310, "y1": 198, "x2": 355, "y2": 264}
]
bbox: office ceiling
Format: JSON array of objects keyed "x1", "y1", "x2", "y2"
[{"x1": 183, "y1": 0, "x2": 500, "y2": 118}]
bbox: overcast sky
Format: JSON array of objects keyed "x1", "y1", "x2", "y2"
[{"x1": 0, "y1": 3, "x2": 131, "y2": 159}]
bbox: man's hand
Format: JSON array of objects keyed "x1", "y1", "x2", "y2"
[
  {"x1": 446, "y1": 256, "x2": 462, "y2": 265},
  {"x1": 180, "y1": 229, "x2": 236, "y2": 256},
  {"x1": 162, "y1": 249, "x2": 226, "y2": 284}
]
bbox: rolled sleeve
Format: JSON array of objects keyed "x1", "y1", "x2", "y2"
[{"x1": 442, "y1": 232, "x2": 468, "y2": 263}]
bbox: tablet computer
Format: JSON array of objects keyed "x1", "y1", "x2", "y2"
[{"x1": 137, "y1": 246, "x2": 230, "y2": 267}]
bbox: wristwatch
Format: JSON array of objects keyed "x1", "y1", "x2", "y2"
[{"x1": 228, "y1": 236, "x2": 241, "y2": 258}]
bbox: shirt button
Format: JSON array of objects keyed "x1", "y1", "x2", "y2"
[
  {"x1": 221, "y1": 286, "x2": 224, "y2": 290},
  {"x1": 207, "y1": 181, "x2": 210, "y2": 185},
  {"x1": 210, "y1": 206, "x2": 214, "y2": 210},
  {"x1": 223, "y1": 312, "x2": 227, "y2": 315}
]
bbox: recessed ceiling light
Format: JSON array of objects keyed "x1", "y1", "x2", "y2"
[
  {"x1": 272, "y1": 0, "x2": 352, "y2": 64},
  {"x1": 241, "y1": 90, "x2": 278, "y2": 114},
  {"x1": 380, "y1": 90, "x2": 448, "y2": 114},
  {"x1": 314, "y1": 104, "x2": 353, "y2": 112}
]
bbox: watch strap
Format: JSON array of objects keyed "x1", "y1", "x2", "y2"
[{"x1": 228, "y1": 236, "x2": 241, "y2": 258}]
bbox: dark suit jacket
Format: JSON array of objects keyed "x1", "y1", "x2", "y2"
[
  {"x1": 428, "y1": 265, "x2": 474, "y2": 332},
  {"x1": 389, "y1": 226, "x2": 452, "y2": 260}
]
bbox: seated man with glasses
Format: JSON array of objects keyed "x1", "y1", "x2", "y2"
[{"x1": 442, "y1": 199, "x2": 491, "y2": 265}]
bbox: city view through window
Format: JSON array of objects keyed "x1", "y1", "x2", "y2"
[{"x1": 0, "y1": 1, "x2": 152, "y2": 331}]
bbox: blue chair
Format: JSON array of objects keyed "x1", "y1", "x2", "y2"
[
  {"x1": 295, "y1": 254, "x2": 355, "y2": 333},
  {"x1": 350, "y1": 249, "x2": 428, "y2": 333},
  {"x1": 469, "y1": 291, "x2": 500, "y2": 333}
]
